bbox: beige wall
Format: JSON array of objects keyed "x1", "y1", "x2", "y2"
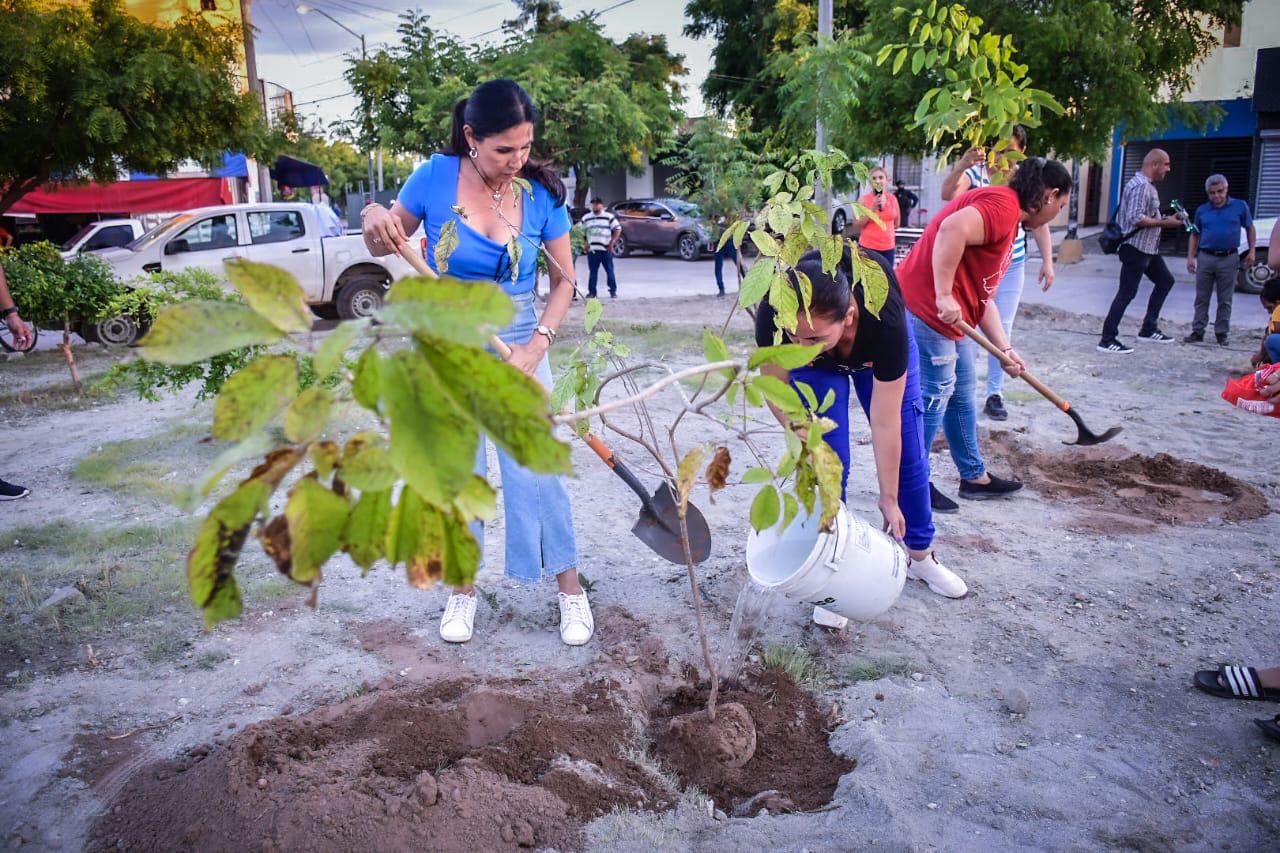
[{"x1": 1184, "y1": 0, "x2": 1280, "y2": 102}]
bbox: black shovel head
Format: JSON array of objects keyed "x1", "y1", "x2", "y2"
[
  {"x1": 631, "y1": 482, "x2": 712, "y2": 565},
  {"x1": 1064, "y1": 408, "x2": 1123, "y2": 446}
]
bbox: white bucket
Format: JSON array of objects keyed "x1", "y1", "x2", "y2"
[{"x1": 745, "y1": 502, "x2": 906, "y2": 621}]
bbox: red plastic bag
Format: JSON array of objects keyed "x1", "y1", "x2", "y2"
[{"x1": 1222, "y1": 363, "x2": 1280, "y2": 418}]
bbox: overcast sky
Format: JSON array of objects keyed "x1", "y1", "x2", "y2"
[{"x1": 252, "y1": 0, "x2": 714, "y2": 141}]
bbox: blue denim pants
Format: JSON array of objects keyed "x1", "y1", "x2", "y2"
[
  {"x1": 789, "y1": 338, "x2": 935, "y2": 552},
  {"x1": 472, "y1": 291, "x2": 579, "y2": 583},
  {"x1": 1266, "y1": 333, "x2": 1280, "y2": 363},
  {"x1": 587, "y1": 250, "x2": 617, "y2": 297},
  {"x1": 714, "y1": 242, "x2": 738, "y2": 293},
  {"x1": 986, "y1": 259, "x2": 1025, "y2": 399},
  {"x1": 908, "y1": 311, "x2": 986, "y2": 482}
]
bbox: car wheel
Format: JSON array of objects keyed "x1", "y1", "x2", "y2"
[
  {"x1": 832, "y1": 210, "x2": 847, "y2": 235},
  {"x1": 1236, "y1": 252, "x2": 1269, "y2": 294},
  {"x1": 678, "y1": 232, "x2": 700, "y2": 261},
  {"x1": 335, "y1": 277, "x2": 387, "y2": 320},
  {"x1": 310, "y1": 303, "x2": 340, "y2": 320},
  {"x1": 82, "y1": 314, "x2": 145, "y2": 347},
  {"x1": 611, "y1": 234, "x2": 629, "y2": 258}
]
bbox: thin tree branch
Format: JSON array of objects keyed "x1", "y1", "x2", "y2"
[{"x1": 554, "y1": 360, "x2": 742, "y2": 425}]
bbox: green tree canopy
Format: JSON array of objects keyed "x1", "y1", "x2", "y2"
[
  {"x1": 662, "y1": 116, "x2": 762, "y2": 226},
  {"x1": 685, "y1": 0, "x2": 1242, "y2": 160},
  {"x1": 0, "y1": 0, "x2": 272, "y2": 214}
]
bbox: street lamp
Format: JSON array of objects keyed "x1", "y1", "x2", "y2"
[{"x1": 296, "y1": 3, "x2": 375, "y2": 196}]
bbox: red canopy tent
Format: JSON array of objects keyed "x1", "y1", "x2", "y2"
[{"x1": 6, "y1": 177, "x2": 233, "y2": 215}]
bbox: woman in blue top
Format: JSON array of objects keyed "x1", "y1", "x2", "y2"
[{"x1": 361, "y1": 80, "x2": 590, "y2": 647}]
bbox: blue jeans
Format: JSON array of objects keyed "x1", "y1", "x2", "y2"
[
  {"x1": 473, "y1": 292, "x2": 579, "y2": 583},
  {"x1": 986, "y1": 259, "x2": 1025, "y2": 398},
  {"x1": 714, "y1": 242, "x2": 738, "y2": 292},
  {"x1": 587, "y1": 250, "x2": 617, "y2": 296},
  {"x1": 789, "y1": 339, "x2": 935, "y2": 552},
  {"x1": 1266, "y1": 333, "x2": 1280, "y2": 363},
  {"x1": 909, "y1": 311, "x2": 985, "y2": 482}
]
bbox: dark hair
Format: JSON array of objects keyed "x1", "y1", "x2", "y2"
[
  {"x1": 1262, "y1": 277, "x2": 1280, "y2": 306},
  {"x1": 443, "y1": 79, "x2": 566, "y2": 206},
  {"x1": 791, "y1": 255, "x2": 852, "y2": 321},
  {"x1": 1008, "y1": 157, "x2": 1072, "y2": 215},
  {"x1": 591, "y1": 197, "x2": 603, "y2": 204},
  {"x1": 1011, "y1": 123, "x2": 1028, "y2": 151}
]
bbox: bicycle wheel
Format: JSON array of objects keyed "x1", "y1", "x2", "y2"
[{"x1": 0, "y1": 321, "x2": 37, "y2": 354}]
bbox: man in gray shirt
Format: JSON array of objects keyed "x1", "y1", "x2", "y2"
[{"x1": 1098, "y1": 148, "x2": 1185, "y2": 353}]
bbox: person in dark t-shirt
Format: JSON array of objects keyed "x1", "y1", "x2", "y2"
[{"x1": 755, "y1": 248, "x2": 967, "y2": 604}]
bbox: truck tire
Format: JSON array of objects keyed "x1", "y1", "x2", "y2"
[
  {"x1": 335, "y1": 277, "x2": 387, "y2": 320},
  {"x1": 310, "y1": 303, "x2": 340, "y2": 320},
  {"x1": 677, "y1": 232, "x2": 701, "y2": 261},
  {"x1": 611, "y1": 234, "x2": 629, "y2": 258},
  {"x1": 1236, "y1": 250, "x2": 1268, "y2": 295},
  {"x1": 81, "y1": 314, "x2": 145, "y2": 347}
]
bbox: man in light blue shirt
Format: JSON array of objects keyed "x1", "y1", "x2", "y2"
[{"x1": 1184, "y1": 174, "x2": 1256, "y2": 345}]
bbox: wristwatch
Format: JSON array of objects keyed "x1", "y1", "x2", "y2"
[
  {"x1": 535, "y1": 324, "x2": 557, "y2": 345},
  {"x1": 0, "y1": 306, "x2": 17, "y2": 320}
]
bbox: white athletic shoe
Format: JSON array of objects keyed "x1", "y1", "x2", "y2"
[
  {"x1": 558, "y1": 591, "x2": 594, "y2": 646},
  {"x1": 439, "y1": 592, "x2": 477, "y2": 643},
  {"x1": 907, "y1": 552, "x2": 968, "y2": 598},
  {"x1": 812, "y1": 606, "x2": 848, "y2": 630}
]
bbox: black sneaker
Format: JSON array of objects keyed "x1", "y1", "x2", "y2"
[
  {"x1": 1182, "y1": 332, "x2": 1204, "y2": 343},
  {"x1": 1137, "y1": 329, "x2": 1174, "y2": 343},
  {"x1": 1097, "y1": 339, "x2": 1134, "y2": 354},
  {"x1": 1216, "y1": 333, "x2": 1229, "y2": 346},
  {"x1": 0, "y1": 479, "x2": 30, "y2": 501},
  {"x1": 984, "y1": 394, "x2": 1008, "y2": 421},
  {"x1": 958, "y1": 472, "x2": 1024, "y2": 501},
  {"x1": 929, "y1": 482, "x2": 959, "y2": 514}
]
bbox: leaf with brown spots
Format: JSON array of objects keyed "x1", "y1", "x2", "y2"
[{"x1": 705, "y1": 446, "x2": 731, "y2": 500}]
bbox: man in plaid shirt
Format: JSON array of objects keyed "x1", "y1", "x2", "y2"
[{"x1": 1098, "y1": 149, "x2": 1186, "y2": 353}]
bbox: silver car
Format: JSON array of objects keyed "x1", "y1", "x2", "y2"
[{"x1": 609, "y1": 198, "x2": 714, "y2": 261}]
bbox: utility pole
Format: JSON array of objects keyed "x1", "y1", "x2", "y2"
[
  {"x1": 816, "y1": 0, "x2": 833, "y2": 213},
  {"x1": 240, "y1": 0, "x2": 274, "y2": 202}
]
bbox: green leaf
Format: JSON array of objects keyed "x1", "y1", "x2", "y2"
[
  {"x1": 309, "y1": 441, "x2": 340, "y2": 481},
  {"x1": 184, "y1": 431, "x2": 276, "y2": 506},
  {"x1": 314, "y1": 318, "x2": 369, "y2": 380},
  {"x1": 875, "y1": 43, "x2": 894, "y2": 64},
  {"x1": 860, "y1": 253, "x2": 890, "y2": 318},
  {"x1": 795, "y1": 379, "x2": 818, "y2": 411},
  {"x1": 382, "y1": 350, "x2": 481, "y2": 505},
  {"x1": 892, "y1": 47, "x2": 908, "y2": 74},
  {"x1": 751, "y1": 374, "x2": 805, "y2": 417},
  {"x1": 343, "y1": 489, "x2": 391, "y2": 572},
  {"x1": 767, "y1": 205, "x2": 793, "y2": 236},
  {"x1": 285, "y1": 478, "x2": 350, "y2": 583},
  {"x1": 352, "y1": 347, "x2": 382, "y2": 411},
  {"x1": 435, "y1": 219, "x2": 460, "y2": 275},
  {"x1": 820, "y1": 235, "x2": 844, "y2": 274},
  {"x1": 716, "y1": 226, "x2": 736, "y2": 252},
  {"x1": 385, "y1": 487, "x2": 448, "y2": 588},
  {"x1": 285, "y1": 386, "x2": 333, "y2": 444},
  {"x1": 731, "y1": 220, "x2": 750, "y2": 249},
  {"x1": 224, "y1": 259, "x2": 312, "y2": 335},
  {"x1": 750, "y1": 485, "x2": 781, "y2": 531},
  {"x1": 781, "y1": 492, "x2": 800, "y2": 532},
  {"x1": 742, "y1": 466, "x2": 773, "y2": 485},
  {"x1": 677, "y1": 445, "x2": 708, "y2": 506},
  {"x1": 703, "y1": 328, "x2": 730, "y2": 364},
  {"x1": 506, "y1": 236, "x2": 522, "y2": 290},
  {"x1": 818, "y1": 388, "x2": 837, "y2": 413},
  {"x1": 749, "y1": 228, "x2": 780, "y2": 257},
  {"x1": 511, "y1": 176, "x2": 533, "y2": 199},
  {"x1": 416, "y1": 336, "x2": 573, "y2": 477},
  {"x1": 187, "y1": 478, "x2": 270, "y2": 626},
  {"x1": 380, "y1": 275, "x2": 515, "y2": 347},
  {"x1": 811, "y1": 442, "x2": 845, "y2": 531},
  {"x1": 441, "y1": 510, "x2": 481, "y2": 587},
  {"x1": 139, "y1": 301, "x2": 284, "y2": 365},
  {"x1": 768, "y1": 269, "x2": 800, "y2": 332},
  {"x1": 737, "y1": 258, "x2": 775, "y2": 307},
  {"x1": 341, "y1": 438, "x2": 397, "y2": 492},
  {"x1": 212, "y1": 355, "x2": 299, "y2": 441},
  {"x1": 911, "y1": 48, "x2": 925, "y2": 75},
  {"x1": 452, "y1": 475, "x2": 497, "y2": 522},
  {"x1": 748, "y1": 343, "x2": 822, "y2": 371},
  {"x1": 584, "y1": 297, "x2": 604, "y2": 333}
]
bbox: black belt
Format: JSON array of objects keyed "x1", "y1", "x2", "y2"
[{"x1": 1199, "y1": 248, "x2": 1237, "y2": 257}]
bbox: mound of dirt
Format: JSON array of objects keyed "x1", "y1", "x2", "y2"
[
  {"x1": 88, "y1": 669, "x2": 854, "y2": 851},
  {"x1": 986, "y1": 432, "x2": 1269, "y2": 527},
  {"x1": 652, "y1": 670, "x2": 854, "y2": 816}
]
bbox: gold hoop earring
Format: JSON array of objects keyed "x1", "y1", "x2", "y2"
[{"x1": 468, "y1": 148, "x2": 478, "y2": 159}]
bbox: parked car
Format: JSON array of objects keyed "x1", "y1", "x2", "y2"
[
  {"x1": 59, "y1": 218, "x2": 144, "y2": 259},
  {"x1": 95, "y1": 203, "x2": 416, "y2": 341},
  {"x1": 608, "y1": 198, "x2": 714, "y2": 261},
  {"x1": 1238, "y1": 216, "x2": 1275, "y2": 294}
]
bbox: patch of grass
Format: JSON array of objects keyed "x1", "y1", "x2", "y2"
[
  {"x1": 844, "y1": 655, "x2": 916, "y2": 683},
  {"x1": 146, "y1": 629, "x2": 193, "y2": 664},
  {"x1": 71, "y1": 421, "x2": 210, "y2": 504},
  {"x1": 337, "y1": 681, "x2": 368, "y2": 702},
  {"x1": 760, "y1": 643, "x2": 830, "y2": 690},
  {"x1": 192, "y1": 649, "x2": 231, "y2": 670}
]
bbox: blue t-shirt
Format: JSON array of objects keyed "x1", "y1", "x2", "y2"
[
  {"x1": 396, "y1": 153, "x2": 571, "y2": 294},
  {"x1": 1193, "y1": 197, "x2": 1252, "y2": 252}
]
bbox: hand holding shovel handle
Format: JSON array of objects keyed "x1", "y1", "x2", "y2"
[
  {"x1": 396, "y1": 242, "x2": 513, "y2": 360},
  {"x1": 955, "y1": 320, "x2": 1121, "y2": 447}
]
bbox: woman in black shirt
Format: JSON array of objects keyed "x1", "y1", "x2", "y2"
[{"x1": 755, "y1": 248, "x2": 966, "y2": 601}]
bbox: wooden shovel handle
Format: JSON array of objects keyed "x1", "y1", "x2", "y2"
[
  {"x1": 955, "y1": 321, "x2": 1070, "y2": 412},
  {"x1": 395, "y1": 240, "x2": 512, "y2": 360}
]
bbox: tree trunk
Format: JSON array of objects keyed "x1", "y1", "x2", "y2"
[
  {"x1": 573, "y1": 164, "x2": 590, "y2": 209},
  {"x1": 60, "y1": 315, "x2": 82, "y2": 394},
  {"x1": 679, "y1": 509, "x2": 719, "y2": 720}
]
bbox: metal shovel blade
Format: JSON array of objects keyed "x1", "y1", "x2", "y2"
[
  {"x1": 631, "y1": 482, "x2": 712, "y2": 565},
  {"x1": 1064, "y1": 408, "x2": 1123, "y2": 446}
]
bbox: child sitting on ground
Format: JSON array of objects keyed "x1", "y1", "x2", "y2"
[{"x1": 1250, "y1": 278, "x2": 1280, "y2": 368}]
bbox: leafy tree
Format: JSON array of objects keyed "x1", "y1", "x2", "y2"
[
  {"x1": 0, "y1": 0, "x2": 273, "y2": 214},
  {"x1": 662, "y1": 117, "x2": 762, "y2": 230},
  {"x1": 685, "y1": 0, "x2": 1242, "y2": 160}
]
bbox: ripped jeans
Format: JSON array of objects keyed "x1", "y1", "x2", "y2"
[{"x1": 908, "y1": 311, "x2": 986, "y2": 482}]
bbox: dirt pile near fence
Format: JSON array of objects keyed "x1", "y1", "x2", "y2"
[{"x1": 88, "y1": 665, "x2": 852, "y2": 851}]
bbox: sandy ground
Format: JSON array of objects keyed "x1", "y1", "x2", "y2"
[{"x1": 1, "y1": 285, "x2": 1277, "y2": 851}]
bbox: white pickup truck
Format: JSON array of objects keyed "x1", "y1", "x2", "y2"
[
  {"x1": 96, "y1": 202, "x2": 415, "y2": 325},
  {"x1": 60, "y1": 219, "x2": 145, "y2": 259}
]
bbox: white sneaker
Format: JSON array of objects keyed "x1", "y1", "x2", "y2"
[
  {"x1": 907, "y1": 552, "x2": 968, "y2": 598},
  {"x1": 812, "y1": 606, "x2": 848, "y2": 630},
  {"x1": 439, "y1": 593, "x2": 477, "y2": 643},
  {"x1": 558, "y1": 591, "x2": 594, "y2": 646}
]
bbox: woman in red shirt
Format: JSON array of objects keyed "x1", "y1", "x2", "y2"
[
  {"x1": 896, "y1": 157, "x2": 1071, "y2": 511},
  {"x1": 855, "y1": 165, "x2": 900, "y2": 269}
]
